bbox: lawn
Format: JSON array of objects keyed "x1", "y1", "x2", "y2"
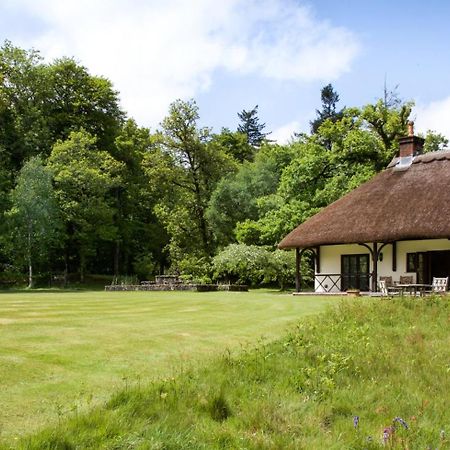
[
  {"x1": 0, "y1": 289, "x2": 337, "y2": 441},
  {"x1": 12, "y1": 295, "x2": 450, "y2": 450}
]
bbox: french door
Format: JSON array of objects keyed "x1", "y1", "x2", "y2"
[{"x1": 341, "y1": 254, "x2": 370, "y2": 291}]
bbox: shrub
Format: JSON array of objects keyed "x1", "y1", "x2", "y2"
[{"x1": 212, "y1": 243, "x2": 312, "y2": 288}]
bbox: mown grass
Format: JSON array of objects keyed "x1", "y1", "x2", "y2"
[
  {"x1": 0, "y1": 289, "x2": 335, "y2": 441},
  {"x1": 6, "y1": 295, "x2": 450, "y2": 449}
]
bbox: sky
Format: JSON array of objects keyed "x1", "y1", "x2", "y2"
[{"x1": 1, "y1": 0, "x2": 449, "y2": 143}]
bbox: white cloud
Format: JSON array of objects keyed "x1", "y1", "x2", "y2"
[
  {"x1": 414, "y1": 96, "x2": 450, "y2": 141},
  {"x1": 5, "y1": 0, "x2": 360, "y2": 127},
  {"x1": 271, "y1": 120, "x2": 302, "y2": 144}
]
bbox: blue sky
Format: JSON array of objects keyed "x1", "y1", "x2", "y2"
[{"x1": 1, "y1": 0, "x2": 449, "y2": 142}]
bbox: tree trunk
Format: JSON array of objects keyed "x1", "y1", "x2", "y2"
[
  {"x1": 80, "y1": 252, "x2": 85, "y2": 283},
  {"x1": 114, "y1": 240, "x2": 120, "y2": 278},
  {"x1": 27, "y1": 226, "x2": 33, "y2": 289},
  {"x1": 63, "y1": 249, "x2": 69, "y2": 287},
  {"x1": 28, "y1": 259, "x2": 33, "y2": 289}
]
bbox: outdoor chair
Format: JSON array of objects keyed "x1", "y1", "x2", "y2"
[
  {"x1": 379, "y1": 276, "x2": 393, "y2": 286},
  {"x1": 399, "y1": 275, "x2": 414, "y2": 284},
  {"x1": 426, "y1": 277, "x2": 449, "y2": 294},
  {"x1": 378, "y1": 280, "x2": 399, "y2": 297}
]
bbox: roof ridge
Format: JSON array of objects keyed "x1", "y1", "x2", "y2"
[{"x1": 412, "y1": 150, "x2": 450, "y2": 164}]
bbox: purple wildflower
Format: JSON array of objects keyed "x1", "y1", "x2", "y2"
[
  {"x1": 383, "y1": 426, "x2": 394, "y2": 444},
  {"x1": 353, "y1": 415, "x2": 359, "y2": 429},
  {"x1": 393, "y1": 416, "x2": 409, "y2": 430}
]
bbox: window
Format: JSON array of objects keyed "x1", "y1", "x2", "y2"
[{"x1": 406, "y1": 253, "x2": 417, "y2": 272}]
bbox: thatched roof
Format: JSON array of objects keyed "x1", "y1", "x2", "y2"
[{"x1": 278, "y1": 151, "x2": 450, "y2": 249}]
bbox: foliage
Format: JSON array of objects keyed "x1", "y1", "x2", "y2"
[
  {"x1": 237, "y1": 105, "x2": 270, "y2": 148},
  {"x1": 0, "y1": 40, "x2": 441, "y2": 285},
  {"x1": 5, "y1": 156, "x2": 62, "y2": 287},
  {"x1": 48, "y1": 130, "x2": 124, "y2": 280},
  {"x1": 45, "y1": 57, "x2": 124, "y2": 150},
  {"x1": 113, "y1": 119, "x2": 168, "y2": 276},
  {"x1": 155, "y1": 99, "x2": 236, "y2": 263},
  {"x1": 359, "y1": 97, "x2": 413, "y2": 156},
  {"x1": 212, "y1": 243, "x2": 311, "y2": 288},
  {"x1": 207, "y1": 144, "x2": 297, "y2": 247},
  {"x1": 212, "y1": 243, "x2": 272, "y2": 285},
  {"x1": 177, "y1": 255, "x2": 213, "y2": 284},
  {"x1": 423, "y1": 130, "x2": 449, "y2": 153},
  {"x1": 310, "y1": 83, "x2": 343, "y2": 135},
  {"x1": 209, "y1": 128, "x2": 254, "y2": 163}
]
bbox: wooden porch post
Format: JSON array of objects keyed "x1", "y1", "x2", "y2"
[
  {"x1": 295, "y1": 248, "x2": 301, "y2": 292},
  {"x1": 392, "y1": 241, "x2": 397, "y2": 272},
  {"x1": 372, "y1": 242, "x2": 378, "y2": 292}
]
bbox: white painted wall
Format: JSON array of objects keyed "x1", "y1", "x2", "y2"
[{"x1": 314, "y1": 239, "x2": 450, "y2": 292}]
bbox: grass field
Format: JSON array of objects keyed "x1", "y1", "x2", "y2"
[
  {"x1": 0, "y1": 289, "x2": 337, "y2": 441},
  {"x1": 12, "y1": 295, "x2": 450, "y2": 450}
]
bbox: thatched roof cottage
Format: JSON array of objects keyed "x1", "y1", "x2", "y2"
[{"x1": 278, "y1": 124, "x2": 450, "y2": 293}]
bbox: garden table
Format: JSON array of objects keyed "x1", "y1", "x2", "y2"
[{"x1": 396, "y1": 283, "x2": 432, "y2": 297}]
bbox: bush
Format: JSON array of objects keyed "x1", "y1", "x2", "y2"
[
  {"x1": 177, "y1": 255, "x2": 213, "y2": 284},
  {"x1": 212, "y1": 243, "x2": 312, "y2": 288}
]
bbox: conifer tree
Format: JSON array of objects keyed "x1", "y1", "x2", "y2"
[{"x1": 237, "y1": 105, "x2": 270, "y2": 147}]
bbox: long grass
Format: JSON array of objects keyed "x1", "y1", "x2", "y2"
[
  {"x1": 6, "y1": 295, "x2": 450, "y2": 449},
  {"x1": 0, "y1": 289, "x2": 335, "y2": 442}
]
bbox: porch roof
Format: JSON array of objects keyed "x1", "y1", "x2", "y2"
[{"x1": 278, "y1": 151, "x2": 450, "y2": 249}]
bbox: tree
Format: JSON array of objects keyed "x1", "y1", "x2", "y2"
[
  {"x1": 423, "y1": 130, "x2": 449, "y2": 153},
  {"x1": 206, "y1": 143, "x2": 295, "y2": 247},
  {"x1": 237, "y1": 105, "x2": 270, "y2": 147},
  {"x1": 359, "y1": 95, "x2": 413, "y2": 158},
  {"x1": 6, "y1": 156, "x2": 61, "y2": 287},
  {"x1": 209, "y1": 128, "x2": 254, "y2": 163},
  {"x1": 233, "y1": 102, "x2": 402, "y2": 246},
  {"x1": 154, "y1": 99, "x2": 236, "y2": 266},
  {"x1": 0, "y1": 41, "x2": 51, "y2": 170},
  {"x1": 0, "y1": 42, "x2": 124, "y2": 169},
  {"x1": 45, "y1": 57, "x2": 124, "y2": 151},
  {"x1": 48, "y1": 130, "x2": 124, "y2": 282},
  {"x1": 113, "y1": 119, "x2": 168, "y2": 277},
  {"x1": 310, "y1": 83, "x2": 342, "y2": 134}
]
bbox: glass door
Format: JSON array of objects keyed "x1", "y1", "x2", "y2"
[
  {"x1": 416, "y1": 252, "x2": 430, "y2": 284},
  {"x1": 341, "y1": 254, "x2": 370, "y2": 291}
]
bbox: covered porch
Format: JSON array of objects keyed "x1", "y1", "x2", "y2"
[{"x1": 294, "y1": 239, "x2": 450, "y2": 293}]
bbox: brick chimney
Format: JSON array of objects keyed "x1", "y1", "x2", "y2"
[{"x1": 398, "y1": 121, "x2": 424, "y2": 157}]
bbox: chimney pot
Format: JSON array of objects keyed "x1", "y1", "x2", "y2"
[{"x1": 407, "y1": 121, "x2": 414, "y2": 137}]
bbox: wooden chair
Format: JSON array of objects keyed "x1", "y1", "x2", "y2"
[
  {"x1": 379, "y1": 276, "x2": 393, "y2": 287},
  {"x1": 430, "y1": 277, "x2": 448, "y2": 293},
  {"x1": 399, "y1": 275, "x2": 413, "y2": 284},
  {"x1": 378, "y1": 280, "x2": 399, "y2": 297}
]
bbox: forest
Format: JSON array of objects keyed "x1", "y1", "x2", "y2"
[{"x1": 0, "y1": 41, "x2": 448, "y2": 288}]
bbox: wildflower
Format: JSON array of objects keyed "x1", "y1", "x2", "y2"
[
  {"x1": 383, "y1": 426, "x2": 394, "y2": 444},
  {"x1": 441, "y1": 429, "x2": 446, "y2": 440},
  {"x1": 393, "y1": 416, "x2": 409, "y2": 430},
  {"x1": 353, "y1": 415, "x2": 359, "y2": 429}
]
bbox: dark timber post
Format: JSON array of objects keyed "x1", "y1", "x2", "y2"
[
  {"x1": 315, "y1": 246, "x2": 321, "y2": 274},
  {"x1": 295, "y1": 248, "x2": 301, "y2": 292},
  {"x1": 392, "y1": 241, "x2": 397, "y2": 272},
  {"x1": 372, "y1": 242, "x2": 378, "y2": 292}
]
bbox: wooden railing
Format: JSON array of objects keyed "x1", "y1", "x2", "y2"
[{"x1": 314, "y1": 273, "x2": 373, "y2": 293}]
